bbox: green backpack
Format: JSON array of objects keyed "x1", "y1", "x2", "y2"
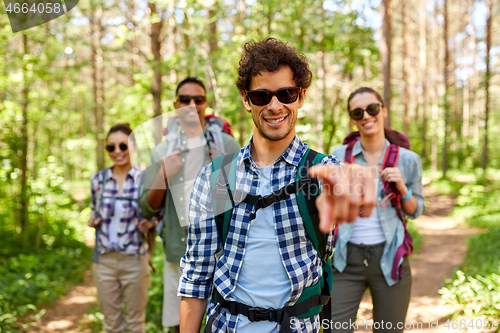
[{"x1": 208, "y1": 148, "x2": 332, "y2": 331}]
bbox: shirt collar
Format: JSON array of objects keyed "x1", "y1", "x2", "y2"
[
  {"x1": 241, "y1": 134, "x2": 308, "y2": 168},
  {"x1": 106, "y1": 165, "x2": 141, "y2": 181},
  {"x1": 352, "y1": 138, "x2": 391, "y2": 163}
]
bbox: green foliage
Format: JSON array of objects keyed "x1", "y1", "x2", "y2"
[
  {"x1": 0, "y1": 160, "x2": 92, "y2": 331},
  {"x1": 0, "y1": 245, "x2": 91, "y2": 331},
  {"x1": 407, "y1": 219, "x2": 423, "y2": 254},
  {"x1": 439, "y1": 178, "x2": 500, "y2": 318}
]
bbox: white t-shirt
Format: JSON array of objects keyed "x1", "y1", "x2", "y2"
[
  {"x1": 348, "y1": 179, "x2": 386, "y2": 245},
  {"x1": 183, "y1": 135, "x2": 205, "y2": 222},
  {"x1": 108, "y1": 199, "x2": 124, "y2": 246}
]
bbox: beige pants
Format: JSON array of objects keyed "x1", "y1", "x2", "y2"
[
  {"x1": 93, "y1": 252, "x2": 151, "y2": 333},
  {"x1": 162, "y1": 261, "x2": 182, "y2": 328}
]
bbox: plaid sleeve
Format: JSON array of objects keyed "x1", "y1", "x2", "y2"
[
  {"x1": 178, "y1": 163, "x2": 220, "y2": 299},
  {"x1": 319, "y1": 155, "x2": 341, "y2": 257}
]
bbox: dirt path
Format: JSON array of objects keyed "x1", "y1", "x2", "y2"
[
  {"x1": 28, "y1": 227, "x2": 98, "y2": 332},
  {"x1": 356, "y1": 186, "x2": 486, "y2": 332}
]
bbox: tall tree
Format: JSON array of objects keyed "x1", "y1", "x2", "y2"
[
  {"x1": 420, "y1": 0, "x2": 429, "y2": 162},
  {"x1": 380, "y1": 0, "x2": 392, "y2": 127},
  {"x1": 91, "y1": 5, "x2": 105, "y2": 170},
  {"x1": 442, "y1": 0, "x2": 451, "y2": 177},
  {"x1": 462, "y1": 0, "x2": 470, "y2": 140},
  {"x1": 431, "y1": 4, "x2": 440, "y2": 171},
  {"x1": 236, "y1": 0, "x2": 247, "y2": 146},
  {"x1": 470, "y1": 18, "x2": 479, "y2": 142},
  {"x1": 204, "y1": 0, "x2": 221, "y2": 115},
  {"x1": 20, "y1": 33, "x2": 30, "y2": 248},
  {"x1": 149, "y1": 3, "x2": 164, "y2": 144},
  {"x1": 402, "y1": 0, "x2": 410, "y2": 135},
  {"x1": 482, "y1": 0, "x2": 492, "y2": 171}
]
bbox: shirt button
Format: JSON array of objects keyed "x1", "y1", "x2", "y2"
[
  {"x1": 181, "y1": 237, "x2": 185, "y2": 242},
  {"x1": 253, "y1": 174, "x2": 258, "y2": 179},
  {"x1": 245, "y1": 209, "x2": 250, "y2": 213},
  {"x1": 238, "y1": 244, "x2": 243, "y2": 249},
  {"x1": 182, "y1": 141, "x2": 186, "y2": 145},
  {"x1": 180, "y1": 177, "x2": 184, "y2": 181}
]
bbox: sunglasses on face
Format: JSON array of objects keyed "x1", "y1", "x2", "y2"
[
  {"x1": 349, "y1": 103, "x2": 382, "y2": 121},
  {"x1": 246, "y1": 86, "x2": 301, "y2": 106},
  {"x1": 177, "y1": 95, "x2": 207, "y2": 105},
  {"x1": 106, "y1": 143, "x2": 128, "y2": 153}
]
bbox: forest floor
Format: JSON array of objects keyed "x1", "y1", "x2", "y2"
[{"x1": 28, "y1": 181, "x2": 484, "y2": 332}]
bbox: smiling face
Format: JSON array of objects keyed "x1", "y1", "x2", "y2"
[
  {"x1": 242, "y1": 66, "x2": 305, "y2": 143},
  {"x1": 174, "y1": 82, "x2": 207, "y2": 128},
  {"x1": 348, "y1": 92, "x2": 387, "y2": 138},
  {"x1": 106, "y1": 131, "x2": 131, "y2": 167}
]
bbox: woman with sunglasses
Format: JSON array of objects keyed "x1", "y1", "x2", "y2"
[
  {"x1": 88, "y1": 123, "x2": 154, "y2": 333},
  {"x1": 330, "y1": 87, "x2": 425, "y2": 333}
]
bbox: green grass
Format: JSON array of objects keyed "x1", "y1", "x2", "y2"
[
  {"x1": 0, "y1": 242, "x2": 91, "y2": 332},
  {"x1": 439, "y1": 177, "x2": 500, "y2": 318}
]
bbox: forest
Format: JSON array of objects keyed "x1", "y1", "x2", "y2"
[{"x1": 0, "y1": 0, "x2": 499, "y2": 331}]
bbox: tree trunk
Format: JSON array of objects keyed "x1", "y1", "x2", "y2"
[
  {"x1": 129, "y1": 0, "x2": 140, "y2": 85},
  {"x1": 462, "y1": 0, "x2": 470, "y2": 141},
  {"x1": 420, "y1": 0, "x2": 429, "y2": 162},
  {"x1": 149, "y1": 3, "x2": 164, "y2": 144},
  {"x1": 236, "y1": 0, "x2": 247, "y2": 146},
  {"x1": 20, "y1": 33, "x2": 30, "y2": 248},
  {"x1": 204, "y1": 0, "x2": 221, "y2": 115},
  {"x1": 470, "y1": 18, "x2": 479, "y2": 142},
  {"x1": 482, "y1": 0, "x2": 492, "y2": 171},
  {"x1": 442, "y1": 0, "x2": 450, "y2": 177},
  {"x1": 431, "y1": 4, "x2": 440, "y2": 172},
  {"x1": 91, "y1": 7, "x2": 105, "y2": 170},
  {"x1": 380, "y1": 0, "x2": 392, "y2": 128},
  {"x1": 402, "y1": 0, "x2": 410, "y2": 136},
  {"x1": 317, "y1": 50, "x2": 326, "y2": 151}
]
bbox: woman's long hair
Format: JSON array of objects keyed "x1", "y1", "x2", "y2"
[{"x1": 347, "y1": 87, "x2": 410, "y2": 150}]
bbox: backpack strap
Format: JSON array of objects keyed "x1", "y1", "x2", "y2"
[
  {"x1": 296, "y1": 149, "x2": 327, "y2": 263},
  {"x1": 381, "y1": 143, "x2": 414, "y2": 280},
  {"x1": 343, "y1": 137, "x2": 359, "y2": 164},
  {"x1": 205, "y1": 120, "x2": 226, "y2": 156},
  {"x1": 93, "y1": 170, "x2": 106, "y2": 263},
  {"x1": 211, "y1": 152, "x2": 239, "y2": 246}
]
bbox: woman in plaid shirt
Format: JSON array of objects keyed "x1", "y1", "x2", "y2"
[{"x1": 88, "y1": 124, "x2": 154, "y2": 333}]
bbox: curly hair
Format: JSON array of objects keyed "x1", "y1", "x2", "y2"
[{"x1": 236, "y1": 38, "x2": 312, "y2": 92}]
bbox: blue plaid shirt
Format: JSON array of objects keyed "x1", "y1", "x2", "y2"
[
  {"x1": 90, "y1": 165, "x2": 148, "y2": 256},
  {"x1": 179, "y1": 135, "x2": 340, "y2": 333}
]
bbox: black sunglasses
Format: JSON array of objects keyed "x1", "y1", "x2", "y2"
[
  {"x1": 349, "y1": 103, "x2": 382, "y2": 121},
  {"x1": 246, "y1": 87, "x2": 301, "y2": 106},
  {"x1": 106, "y1": 143, "x2": 128, "y2": 152},
  {"x1": 177, "y1": 95, "x2": 206, "y2": 105}
]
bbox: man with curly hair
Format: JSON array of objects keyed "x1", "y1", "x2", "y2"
[{"x1": 178, "y1": 38, "x2": 375, "y2": 333}]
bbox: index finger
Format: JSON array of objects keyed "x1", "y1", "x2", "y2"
[
  {"x1": 168, "y1": 150, "x2": 182, "y2": 157},
  {"x1": 359, "y1": 177, "x2": 376, "y2": 218},
  {"x1": 309, "y1": 164, "x2": 350, "y2": 224}
]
